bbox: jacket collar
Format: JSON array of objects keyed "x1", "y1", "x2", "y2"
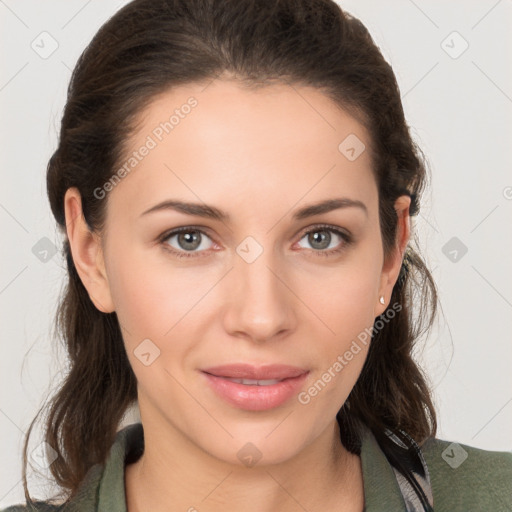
[{"x1": 66, "y1": 421, "x2": 406, "y2": 511}]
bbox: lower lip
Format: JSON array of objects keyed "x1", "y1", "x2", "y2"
[{"x1": 201, "y1": 371, "x2": 309, "y2": 411}]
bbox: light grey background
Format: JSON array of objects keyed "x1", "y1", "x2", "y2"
[{"x1": 1, "y1": 0, "x2": 511, "y2": 506}]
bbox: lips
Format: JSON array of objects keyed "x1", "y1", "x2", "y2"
[
  {"x1": 200, "y1": 363, "x2": 310, "y2": 410},
  {"x1": 201, "y1": 363, "x2": 308, "y2": 380}
]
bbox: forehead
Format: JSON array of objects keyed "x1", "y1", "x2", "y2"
[{"x1": 106, "y1": 79, "x2": 377, "y2": 223}]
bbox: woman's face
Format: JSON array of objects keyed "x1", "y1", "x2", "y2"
[{"x1": 70, "y1": 78, "x2": 409, "y2": 465}]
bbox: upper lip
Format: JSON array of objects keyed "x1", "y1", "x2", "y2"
[{"x1": 201, "y1": 364, "x2": 308, "y2": 380}]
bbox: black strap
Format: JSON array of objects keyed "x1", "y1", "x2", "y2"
[
  {"x1": 336, "y1": 413, "x2": 434, "y2": 510},
  {"x1": 379, "y1": 428, "x2": 434, "y2": 511}
]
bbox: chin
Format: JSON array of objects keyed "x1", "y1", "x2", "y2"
[{"x1": 198, "y1": 422, "x2": 311, "y2": 468}]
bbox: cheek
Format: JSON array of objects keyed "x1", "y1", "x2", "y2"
[
  {"x1": 105, "y1": 244, "x2": 220, "y2": 351},
  {"x1": 302, "y1": 260, "x2": 381, "y2": 341},
  {"x1": 106, "y1": 250, "x2": 197, "y2": 390},
  {"x1": 298, "y1": 247, "x2": 381, "y2": 392},
  {"x1": 305, "y1": 281, "x2": 376, "y2": 411}
]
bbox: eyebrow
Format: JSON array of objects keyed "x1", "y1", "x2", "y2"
[{"x1": 140, "y1": 197, "x2": 368, "y2": 221}]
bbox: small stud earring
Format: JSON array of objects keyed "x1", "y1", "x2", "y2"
[{"x1": 379, "y1": 296, "x2": 385, "y2": 305}]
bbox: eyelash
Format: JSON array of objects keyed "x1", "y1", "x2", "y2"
[{"x1": 157, "y1": 224, "x2": 353, "y2": 260}]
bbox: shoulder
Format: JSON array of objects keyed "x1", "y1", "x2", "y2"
[
  {"x1": 420, "y1": 436, "x2": 512, "y2": 510},
  {"x1": 0, "y1": 425, "x2": 140, "y2": 512}
]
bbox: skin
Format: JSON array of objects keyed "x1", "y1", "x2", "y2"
[{"x1": 64, "y1": 78, "x2": 410, "y2": 512}]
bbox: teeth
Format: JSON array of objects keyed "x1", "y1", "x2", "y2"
[{"x1": 224, "y1": 377, "x2": 282, "y2": 386}]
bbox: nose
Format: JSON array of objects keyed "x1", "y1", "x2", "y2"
[{"x1": 222, "y1": 242, "x2": 296, "y2": 344}]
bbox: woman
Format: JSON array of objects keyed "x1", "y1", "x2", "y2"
[{"x1": 3, "y1": 0, "x2": 511, "y2": 511}]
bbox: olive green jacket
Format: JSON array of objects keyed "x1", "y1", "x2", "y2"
[{"x1": 2, "y1": 422, "x2": 511, "y2": 511}]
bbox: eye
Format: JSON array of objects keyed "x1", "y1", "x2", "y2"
[
  {"x1": 295, "y1": 224, "x2": 352, "y2": 257},
  {"x1": 159, "y1": 227, "x2": 215, "y2": 259},
  {"x1": 158, "y1": 224, "x2": 353, "y2": 260}
]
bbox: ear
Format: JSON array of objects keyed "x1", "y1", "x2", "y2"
[
  {"x1": 375, "y1": 194, "x2": 411, "y2": 316},
  {"x1": 64, "y1": 187, "x2": 115, "y2": 313}
]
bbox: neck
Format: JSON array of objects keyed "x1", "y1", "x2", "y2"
[{"x1": 125, "y1": 410, "x2": 364, "y2": 512}]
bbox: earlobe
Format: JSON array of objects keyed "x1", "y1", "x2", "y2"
[
  {"x1": 376, "y1": 195, "x2": 412, "y2": 313},
  {"x1": 64, "y1": 187, "x2": 115, "y2": 313}
]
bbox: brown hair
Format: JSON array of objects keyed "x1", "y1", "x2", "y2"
[{"x1": 22, "y1": 0, "x2": 438, "y2": 504}]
